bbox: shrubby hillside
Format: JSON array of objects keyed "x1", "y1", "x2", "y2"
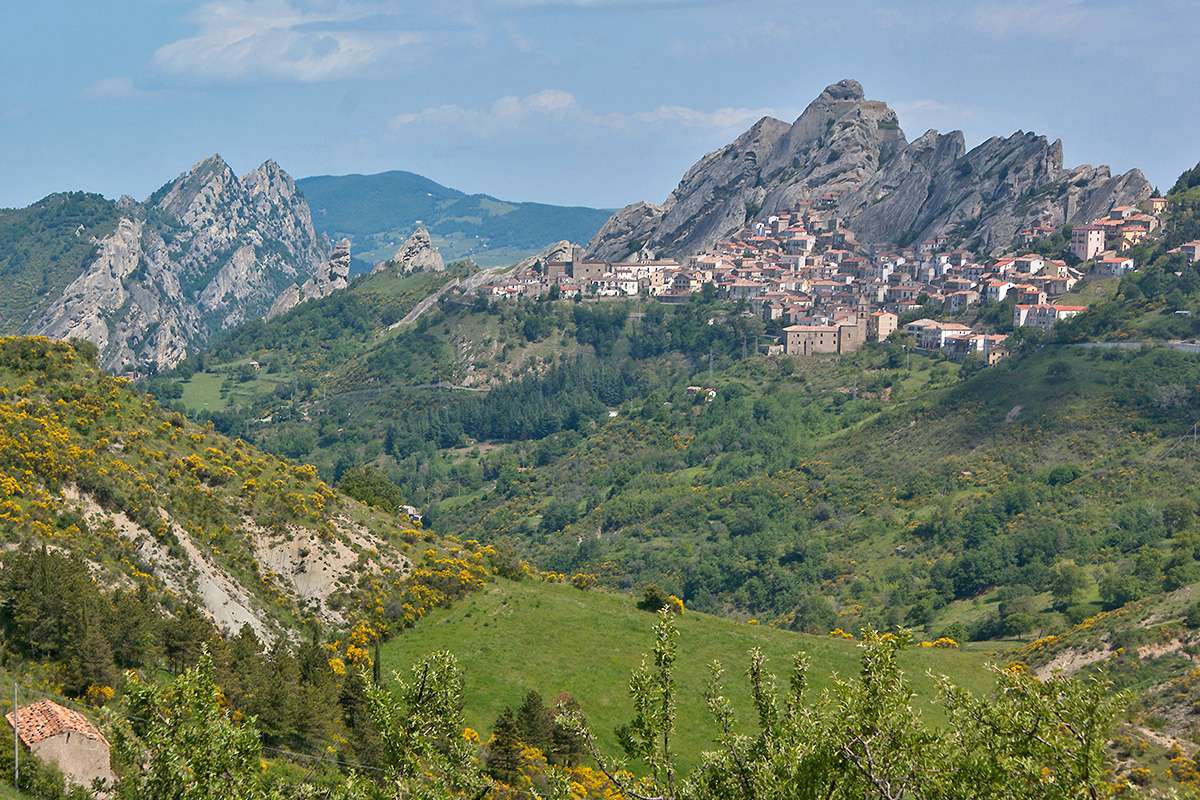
[
  {"x1": 145, "y1": 271, "x2": 1200, "y2": 791},
  {"x1": 0, "y1": 335, "x2": 501, "y2": 694},
  {"x1": 46, "y1": 158, "x2": 1200, "y2": 799}
]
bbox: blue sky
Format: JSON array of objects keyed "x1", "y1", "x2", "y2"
[{"x1": 1, "y1": 0, "x2": 1196, "y2": 210}]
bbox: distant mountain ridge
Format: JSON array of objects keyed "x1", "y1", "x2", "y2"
[
  {"x1": 297, "y1": 170, "x2": 613, "y2": 268},
  {"x1": 587, "y1": 79, "x2": 1151, "y2": 260},
  {"x1": 0, "y1": 155, "x2": 328, "y2": 373}
]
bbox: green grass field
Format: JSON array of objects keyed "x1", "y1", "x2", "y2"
[
  {"x1": 179, "y1": 369, "x2": 227, "y2": 413},
  {"x1": 0, "y1": 780, "x2": 32, "y2": 799},
  {"x1": 381, "y1": 579, "x2": 1006, "y2": 770}
]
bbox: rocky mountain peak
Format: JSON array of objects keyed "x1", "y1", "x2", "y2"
[
  {"x1": 818, "y1": 78, "x2": 865, "y2": 102},
  {"x1": 371, "y1": 226, "x2": 445, "y2": 274},
  {"x1": 268, "y1": 238, "x2": 351, "y2": 320},
  {"x1": 31, "y1": 155, "x2": 329, "y2": 372},
  {"x1": 243, "y1": 159, "x2": 299, "y2": 199},
  {"x1": 152, "y1": 153, "x2": 240, "y2": 222},
  {"x1": 588, "y1": 79, "x2": 907, "y2": 261},
  {"x1": 587, "y1": 79, "x2": 1150, "y2": 260}
]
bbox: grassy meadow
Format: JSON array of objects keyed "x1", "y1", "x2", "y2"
[{"x1": 382, "y1": 578, "x2": 1005, "y2": 771}]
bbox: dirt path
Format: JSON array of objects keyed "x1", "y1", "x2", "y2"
[{"x1": 387, "y1": 264, "x2": 515, "y2": 331}]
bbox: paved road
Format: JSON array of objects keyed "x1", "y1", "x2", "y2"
[{"x1": 1070, "y1": 340, "x2": 1200, "y2": 354}]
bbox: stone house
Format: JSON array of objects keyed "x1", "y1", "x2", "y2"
[
  {"x1": 983, "y1": 279, "x2": 1015, "y2": 303},
  {"x1": 784, "y1": 315, "x2": 866, "y2": 356},
  {"x1": 6, "y1": 699, "x2": 115, "y2": 791},
  {"x1": 944, "y1": 290, "x2": 980, "y2": 313},
  {"x1": 783, "y1": 324, "x2": 840, "y2": 355},
  {"x1": 867, "y1": 310, "x2": 898, "y2": 342},
  {"x1": 1071, "y1": 225, "x2": 1106, "y2": 261},
  {"x1": 1013, "y1": 303, "x2": 1087, "y2": 331},
  {"x1": 1095, "y1": 253, "x2": 1135, "y2": 276},
  {"x1": 1013, "y1": 254, "x2": 1045, "y2": 275},
  {"x1": 915, "y1": 321, "x2": 972, "y2": 351}
]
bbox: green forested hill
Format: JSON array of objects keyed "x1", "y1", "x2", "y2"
[
  {"x1": 0, "y1": 192, "x2": 119, "y2": 331},
  {"x1": 0, "y1": 335, "x2": 455, "y2": 671},
  {"x1": 127, "y1": 163, "x2": 1200, "y2": 793},
  {"x1": 0, "y1": 334, "x2": 506, "y2": 794},
  {"x1": 158, "y1": 270, "x2": 1200, "y2": 646},
  {"x1": 298, "y1": 170, "x2": 612, "y2": 267}
]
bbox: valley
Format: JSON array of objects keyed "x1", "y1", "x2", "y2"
[{"x1": 2, "y1": 15, "x2": 1200, "y2": 792}]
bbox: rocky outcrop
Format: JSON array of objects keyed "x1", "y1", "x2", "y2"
[
  {"x1": 841, "y1": 130, "x2": 1152, "y2": 253},
  {"x1": 514, "y1": 240, "x2": 583, "y2": 274},
  {"x1": 268, "y1": 238, "x2": 352, "y2": 319},
  {"x1": 31, "y1": 154, "x2": 328, "y2": 372},
  {"x1": 587, "y1": 79, "x2": 1150, "y2": 259},
  {"x1": 371, "y1": 226, "x2": 444, "y2": 274}
]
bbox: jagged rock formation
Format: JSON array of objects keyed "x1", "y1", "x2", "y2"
[
  {"x1": 587, "y1": 79, "x2": 1150, "y2": 259},
  {"x1": 30, "y1": 155, "x2": 327, "y2": 372},
  {"x1": 514, "y1": 240, "x2": 583, "y2": 274},
  {"x1": 838, "y1": 130, "x2": 1151, "y2": 253},
  {"x1": 371, "y1": 226, "x2": 444, "y2": 274},
  {"x1": 268, "y1": 237, "x2": 352, "y2": 319}
]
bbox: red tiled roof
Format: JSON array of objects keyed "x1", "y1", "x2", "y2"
[{"x1": 6, "y1": 700, "x2": 108, "y2": 748}]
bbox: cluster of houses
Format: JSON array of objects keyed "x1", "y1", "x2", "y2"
[{"x1": 481, "y1": 193, "x2": 1175, "y2": 365}]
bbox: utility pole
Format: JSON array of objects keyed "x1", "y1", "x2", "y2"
[{"x1": 12, "y1": 681, "x2": 18, "y2": 791}]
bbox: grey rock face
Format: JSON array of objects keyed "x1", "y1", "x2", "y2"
[
  {"x1": 843, "y1": 131, "x2": 1151, "y2": 253},
  {"x1": 514, "y1": 240, "x2": 583, "y2": 273},
  {"x1": 584, "y1": 202, "x2": 671, "y2": 263},
  {"x1": 586, "y1": 79, "x2": 1150, "y2": 259},
  {"x1": 371, "y1": 226, "x2": 444, "y2": 274},
  {"x1": 32, "y1": 154, "x2": 328, "y2": 372},
  {"x1": 268, "y1": 238, "x2": 352, "y2": 319}
]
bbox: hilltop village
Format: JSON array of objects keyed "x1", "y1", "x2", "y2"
[{"x1": 481, "y1": 194, "x2": 1186, "y2": 365}]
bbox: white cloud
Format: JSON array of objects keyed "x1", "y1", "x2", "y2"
[
  {"x1": 84, "y1": 77, "x2": 152, "y2": 100},
  {"x1": 391, "y1": 90, "x2": 774, "y2": 135},
  {"x1": 152, "y1": 0, "x2": 423, "y2": 83},
  {"x1": 891, "y1": 98, "x2": 981, "y2": 140},
  {"x1": 892, "y1": 99, "x2": 953, "y2": 116},
  {"x1": 391, "y1": 90, "x2": 578, "y2": 129},
  {"x1": 963, "y1": 1, "x2": 1100, "y2": 39},
  {"x1": 502, "y1": 0, "x2": 722, "y2": 8}
]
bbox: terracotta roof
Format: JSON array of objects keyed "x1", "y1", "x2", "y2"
[{"x1": 6, "y1": 700, "x2": 108, "y2": 748}]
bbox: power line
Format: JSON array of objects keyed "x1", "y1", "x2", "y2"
[
  {"x1": 11, "y1": 682, "x2": 17, "y2": 792},
  {"x1": 1158, "y1": 420, "x2": 1200, "y2": 460}
]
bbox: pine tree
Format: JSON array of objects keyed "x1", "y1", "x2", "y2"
[
  {"x1": 339, "y1": 671, "x2": 386, "y2": 769},
  {"x1": 515, "y1": 690, "x2": 553, "y2": 752},
  {"x1": 486, "y1": 708, "x2": 524, "y2": 784},
  {"x1": 163, "y1": 604, "x2": 216, "y2": 674},
  {"x1": 64, "y1": 612, "x2": 118, "y2": 695},
  {"x1": 550, "y1": 693, "x2": 586, "y2": 767}
]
